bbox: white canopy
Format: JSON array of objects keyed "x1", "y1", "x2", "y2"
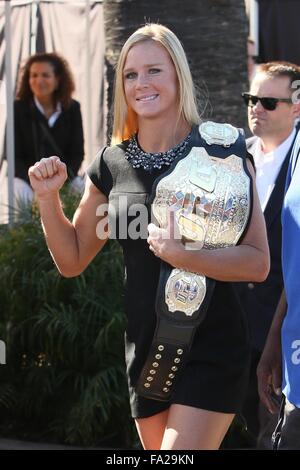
[{"x1": 0, "y1": 0, "x2": 106, "y2": 225}]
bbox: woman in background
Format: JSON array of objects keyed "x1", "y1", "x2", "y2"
[{"x1": 14, "y1": 52, "x2": 84, "y2": 203}]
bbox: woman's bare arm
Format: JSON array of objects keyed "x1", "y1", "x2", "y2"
[{"x1": 29, "y1": 157, "x2": 109, "y2": 277}]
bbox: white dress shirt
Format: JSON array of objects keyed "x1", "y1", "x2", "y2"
[
  {"x1": 34, "y1": 96, "x2": 62, "y2": 128},
  {"x1": 253, "y1": 129, "x2": 296, "y2": 211}
]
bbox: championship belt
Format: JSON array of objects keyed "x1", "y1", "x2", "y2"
[{"x1": 136, "y1": 122, "x2": 251, "y2": 401}]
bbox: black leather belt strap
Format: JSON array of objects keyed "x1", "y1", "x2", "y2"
[
  {"x1": 136, "y1": 262, "x2": 215, "y2": 401},
  {"x1": 136, "y1": 125, "x2": 248, "y2": 402}
]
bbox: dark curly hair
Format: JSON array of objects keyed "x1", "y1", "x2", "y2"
[{"x1": 15, "y1": 52, "x2": 75, "y2": 109}]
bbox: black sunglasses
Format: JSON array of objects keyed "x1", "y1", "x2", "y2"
[{"x1": 242, "y1": 92, "x2": 292, "y2": 111}]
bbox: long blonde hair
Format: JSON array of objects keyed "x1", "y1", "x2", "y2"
[{"x1": 111, "y1": 24, "x2": 200, "y2": 145}]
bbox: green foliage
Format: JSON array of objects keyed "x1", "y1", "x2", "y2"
[{"x1": 0, "y1": 187, "x2": 137, "y2": 447}]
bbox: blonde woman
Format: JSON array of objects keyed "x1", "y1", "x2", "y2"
[{"x1": 28, "y1": 24, "x2": 269, "y2": 450}]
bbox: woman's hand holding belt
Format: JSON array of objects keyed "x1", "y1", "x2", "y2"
[{"x1": 147, "y1": 209, "x2": 183, "y2": 266}]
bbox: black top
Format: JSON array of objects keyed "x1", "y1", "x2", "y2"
[
  {"x1": 14, "y1": 99, "x2": 84, "y2": 181},
  {"x1": 87, "y1": 125, "x2": 252, "y2": 418}
]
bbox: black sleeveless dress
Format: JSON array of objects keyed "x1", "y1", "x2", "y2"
[{"x1": 87, "y1": 127, "x2": 251, "y2": 419}]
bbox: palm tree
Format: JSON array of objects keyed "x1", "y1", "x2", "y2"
[{"x1": 103, "y1": 0, "x2": 248, "y2": 135}]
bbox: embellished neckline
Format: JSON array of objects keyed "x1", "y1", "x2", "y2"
[{"x1": 125, "y1": 131, "x2": 192, "y2": 171}]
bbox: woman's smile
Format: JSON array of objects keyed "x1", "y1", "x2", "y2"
[{"x1": 136, "y1": 94, "x2": 159, "y2": 102}]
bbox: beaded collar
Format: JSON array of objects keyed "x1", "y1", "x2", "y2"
[{"x1": 125, "y1": 131, "x2": 192, "y2": 172}]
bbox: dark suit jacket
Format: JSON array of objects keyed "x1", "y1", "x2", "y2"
[
  {"x1": 235, "y1": 134, "x2": 296, "y2": 352},
  {"x1": 14, "y1": 98, "x2": 84, "y2": 181}
]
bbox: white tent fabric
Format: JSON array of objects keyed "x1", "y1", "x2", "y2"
[
  {"x1": 0, "y1": 0, "x2": 106, "y2": 224},
  {"x1": 37, "y1": 0, "x2": 106, "y2": 165},
  {"x1": 0, "y1": 1, "x2": 32, "y2": 224}
]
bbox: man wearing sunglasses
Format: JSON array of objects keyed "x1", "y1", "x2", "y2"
[{"x1": 235, "y1": 61, "x2": 300, "y2": 449}]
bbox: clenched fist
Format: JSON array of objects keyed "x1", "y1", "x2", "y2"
[{"x1": 28, "y1": 156, "x2": 68, "y2": 197}]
